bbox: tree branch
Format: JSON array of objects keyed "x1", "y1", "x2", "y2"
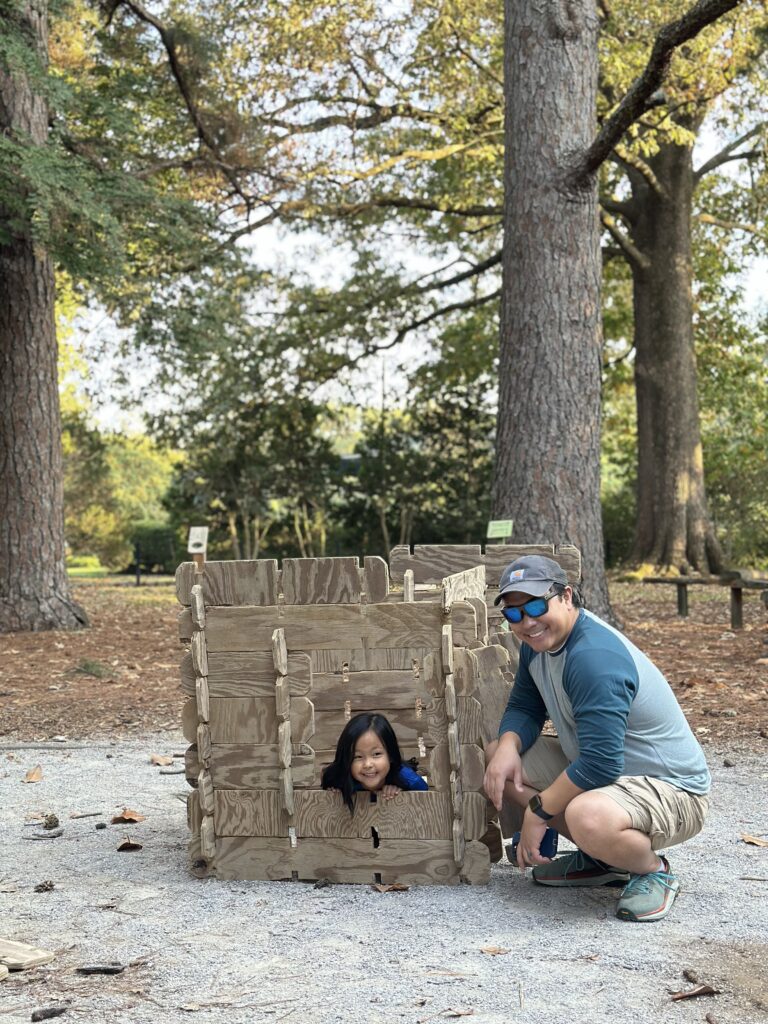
[
  {"x1": 599, "y1": 209, "x2": 651, "y2": 270},
  {"x1": 693, "y1": 123, "x2": 765, "y2": 182},
  {"x1": 698, "y1": 212, "x2": 766, "y2": 236},
  {"x1": 569, "y1": 0, "x2": 745, "y2": 188}
]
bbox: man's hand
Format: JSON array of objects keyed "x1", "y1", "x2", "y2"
[
  {"x1": 516, "y1": 811, "x2": 552, "y2": 871},
  {"x1": 483, "y1": 738, "x2": 524, "y2": 812}
]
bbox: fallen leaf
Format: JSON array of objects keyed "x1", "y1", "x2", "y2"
[
  {"x1": 116, "y1": 837, "x2": 143, "y2": 852},
  {"x1": 23, "y1": 765, "x2": 43, "y2": 784},
  {"x1": 371, "y1": 882, "x2": 409, "y2": 893},
  {"x1": 111, "y1": 808, "x2": 146, "y2": 824},
  {"x1": 480, "y1": 947, "x2": 510, "y2": 956},
  {"x1": 150, "y1": 754, "x2": 173, "y2": 766},
  {"x1": 670, "y1": 984, "x2": 720, "y2": 1001},
  {"x1": 740, "y1": 834, "x2": 768, "y2": 847}
]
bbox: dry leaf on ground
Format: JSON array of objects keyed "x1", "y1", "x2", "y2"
[
  {"x1": 150, "y1": 754, "x2": 173, "y2": 766},
  {"x1": 670, "y1": 984, "x2": 720, "y2": 1001},
  {"x1": 480, "y1": 947, "x2": 510, "y2": 956},
  {"x1": 23, "y1": 765, "x2": 43, "y2": 783},
  {"x1": 740, "y1": 834, "x2": 768, "y2": 847},
  {"x1": 371, "y1": 883, "x2": 409, "y2": 893},
  {"x1": 116, "y1": 837, "x2": 143, "y2": 852},
  {"x1": 111, "y1": 808, "x2": 146, "y2": 824}
]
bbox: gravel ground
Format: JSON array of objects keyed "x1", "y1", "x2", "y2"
[{"x1": 1, "y1": 735, "x2": 767, "y2": 1024}]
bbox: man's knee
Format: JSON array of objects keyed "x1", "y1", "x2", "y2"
[{"x1": 565, "y1": 791, "x2": 632, "y2": 844}]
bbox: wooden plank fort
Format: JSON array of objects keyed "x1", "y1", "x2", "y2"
[{"x1": 177, "y1": 554, "x2": 513, "y2": 885}]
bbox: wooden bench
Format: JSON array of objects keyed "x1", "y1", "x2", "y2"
[{"x1": 643, "y1": 573, "x2": 768, "y2": 629}]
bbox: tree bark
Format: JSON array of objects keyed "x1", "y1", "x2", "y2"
[
  {"x1": 627, "y1": 140, "x2": 724, "y2": 573},
  {"x1": 0, "y1": 1, "x2": 88, "y2": 632},
  {"x1": 494, "y1": 0, "x2": 612, "y2": 618}
]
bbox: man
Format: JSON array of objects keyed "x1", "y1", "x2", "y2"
[{"x1": 484, "y1": 555, "x2": 710, "y2": 922}]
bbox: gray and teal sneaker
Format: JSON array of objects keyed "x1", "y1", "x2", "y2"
[
  {"x1": 532, "y1": 850, "x2": 630, "y2": 887},
  {"x1": 616, "y1": 856, "x2": 680, "y2": 922}
]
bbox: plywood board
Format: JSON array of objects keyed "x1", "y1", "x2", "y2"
[
  {"x1": 482, "y1": 543, "x2": 582, "y2": 584},
  {"x1": 0, "y1": 939, "x2": 56, "y2": 970},
  {"x1": 186, "y1": 743, "x2": 317, "y2": 790},
  {"x1": 471, "y1": 644, "x2": 512, "y2": 744},
  {"x1": 309, "y1": 647, "x2": 439, "y2": 675},
  {"x1": 310, "y1": 669, "x2": 433, "y2": 710},
  {"x1": 212, "y1": 789, "x2": 486, "y2": 841},
  {"x1": 213, "y1": 836, "x2": 490, "y2": 884},
  {"x1": 389, "y1": 545, "x2": 483, "y2": 583},
  {"x1": 176, "y1": 559, "x2": 279, "y2": 606},
  {"x1": 389, "y1": 543, "x2": 581, "y2": 586},
  {"x1": 441, "y1": 566, "x2": 487, "y2": 609},
  {"x1": 207, "y1": 696, "x2": 315, "y2": 745},
  {"x1": 309, "y1": 702, "x2": 447, "y2": 751},
  {"x1": 449, "y1": 603, "x2": 478, "y2": 646},
  {"x1": 363, "y1": 556, "x2": 389, "y2": 603},
  {"x1": 282, "y1": 557, "x2": 361, "y2": 605}
]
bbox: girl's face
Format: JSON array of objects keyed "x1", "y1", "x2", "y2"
[{"x1": 350, "y1": 729, "x2": 391, "y2": 792}]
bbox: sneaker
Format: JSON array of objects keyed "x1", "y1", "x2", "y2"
[
  {"x1": 532, "y1": 850, "x2": 630, "y2": 887},
  {"x1": 616, "y1": 856, "x2": 680, "y2": 922}
]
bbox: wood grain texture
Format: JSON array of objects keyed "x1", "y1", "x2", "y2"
[
  {"x1": 201, "y1": 603, "x2": 448, "y2": 653},
  {"x1": 470, "y1": 644, "x2": 512, "y2": 744},
  {"x1": 310, "y1": 669, "x2": 433, "y2": 710},
  {"x1": 363, "y1": 556, "x2": 389, "y2": 603},
  {"x1": 310, "y1": 701, "x2": 445, "y2": 751},
  {"x1": 441, "y1": 566, "x2": 487, "y2": 609},
  {"x1": 449, "y1": 603, "x2": 478, "y2": 646},
  {"x1": 212, "y1": 836, "x2": 490, "y2": 884},
  {"x1": 389, "y1": 543, "x2": 581, "y2": 585},
  {"x1": 282, "y1": 557, "x2": 361, "y2": 605},
  {"x1": 208, "y1": 696, "x2": 314, "y2": 745},
  {"x1": 200, "y1": 816, "x2": 216, "y2": 859},
  {"x1": 212, "y1": 789, "x2": 487, "y2": 841},
  {"x1": 186, "y1": 743, "x2": 316, "y2": 790},
  {"x1": 191, "y1": 631, "x2": 208, "y2": 677},
  {"x1": 195, "y1": 676, "x2": 210, "y2": 723},
  {"x1": 176, "y1": 559, "x2": 279, "y2": 606},
  {"x1": 190, "y1": 584, "x2": 205, "y2": 630},
  {"x1": 180, "y1": 650, "x2": 312, "y2": 698}
]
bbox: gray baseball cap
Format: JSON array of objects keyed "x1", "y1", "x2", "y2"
[{"x1": 494, "y1": 555, "x2": 568, "y2": 604}]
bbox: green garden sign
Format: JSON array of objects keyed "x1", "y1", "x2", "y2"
[{"x1": 486, "y1": 519, "x2": 514, "y2": 540}]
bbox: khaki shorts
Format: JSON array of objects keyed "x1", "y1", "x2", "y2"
[{"x1": 521, "y1": 735, "x2": 710, "y2": 851}]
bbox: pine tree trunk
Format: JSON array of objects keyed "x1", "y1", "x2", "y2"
[
  {"x1": 0, "y1": 1, "x2": 87, "y2": 632},
  {"x1": 494, "y1": 0, "x2": 611, "y2": 618},
  {"x1": 628, "y1": 141, "x2": 723, "y2": 573}
]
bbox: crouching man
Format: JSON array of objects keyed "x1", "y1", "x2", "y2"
[{"x1": 484, "y1": 556, "x2": 710, "y2": 922}]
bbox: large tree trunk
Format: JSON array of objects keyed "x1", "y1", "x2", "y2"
[
  {"x1": 0, "y1": 1, "x2": 88, "y2": 632},
  {"x1": 494, "y1": 0, "x2": 611, "y2": 618},
  {"x1": 628, "y1": 140, "x2": 723, "y2": 573}
]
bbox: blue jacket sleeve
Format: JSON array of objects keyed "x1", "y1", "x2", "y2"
[
  {"x1": 498, "y1": 646, "x2": 548, "y2": 752},
  {"x1": 563, "y1": 648, "x2": 638, "y2": 789},
  {"x1": 396, "y1": 764, "x2": 428, "y2": 791}
]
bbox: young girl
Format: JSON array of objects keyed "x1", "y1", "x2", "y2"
[{"x1": 321, "y1": 712, "x2": 428, "y2": 812}]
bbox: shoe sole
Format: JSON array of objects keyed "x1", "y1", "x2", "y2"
[
  {"x1": 533, "y1": 871, "x2": 630, "y2": 888},
  {"x1": 616, "y1": 882, "x2": 681, "y2": 922}
]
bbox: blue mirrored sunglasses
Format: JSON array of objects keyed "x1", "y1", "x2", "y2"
[{"x1": 501, "y1": 590, "x2": 556, "y2": 624}]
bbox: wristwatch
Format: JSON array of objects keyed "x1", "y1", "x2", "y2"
[{"x1": 528, "y1": 794, "x2": 554, "y2": 821}]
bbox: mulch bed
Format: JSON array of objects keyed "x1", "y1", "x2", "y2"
[{"x1": 1, "y1": 578, "x2": 766, "y2": 747}]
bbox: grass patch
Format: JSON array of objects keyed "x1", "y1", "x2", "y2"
[{"x1": 73, "y1": 658, "x2": 112, "y2": 678}]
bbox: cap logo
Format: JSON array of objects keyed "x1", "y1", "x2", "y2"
[{"x1": 509, "y1": 569, "x2": 526, "y2": 579}]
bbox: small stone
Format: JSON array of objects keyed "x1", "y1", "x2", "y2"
[
  {"x1": 43, "y1": 814, "x2": 60, "y2": 830},
  {"x1": 34, "y1": 880, "x2": 55, "y2": 892},
  {"x1": 723, "y1": 758, "x2": 736, "y2": 768},
  {"x1": 95, "y1": 822, "x2": 107, "y2": 830},
  {"x1": 722, "y1": 709, "x2": 738, "y2": 718}
]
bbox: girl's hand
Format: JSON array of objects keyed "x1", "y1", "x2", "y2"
[{"x1": 381, "y1": 785, "x2": 402, "y2": 800}]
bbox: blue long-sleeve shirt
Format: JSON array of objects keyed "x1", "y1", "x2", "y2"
[{"x1": 499, "y1": 609, "x2": 710, "y2": 794}]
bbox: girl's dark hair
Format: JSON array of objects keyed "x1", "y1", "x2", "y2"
[{"x1": 321, "y1": 712, "x2": 404, "y2": 812}]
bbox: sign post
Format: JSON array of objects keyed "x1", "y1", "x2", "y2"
[{"x1": 187, "y1": 527, "x2": 209, "y2": 576}]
